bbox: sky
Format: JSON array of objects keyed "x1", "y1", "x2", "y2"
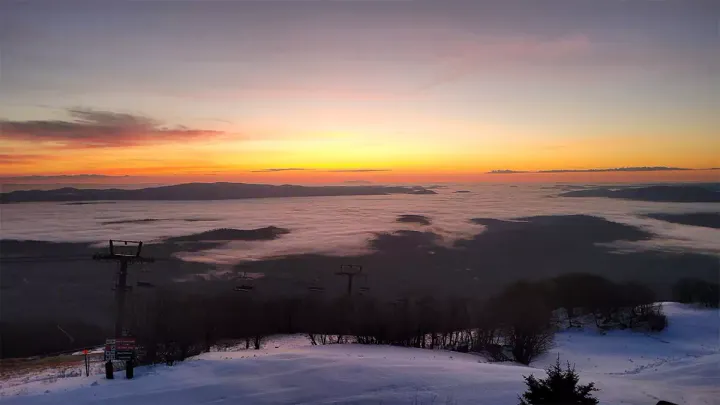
[{"x1": 1, "y1": 0, "x2": 719, "y2": 184}]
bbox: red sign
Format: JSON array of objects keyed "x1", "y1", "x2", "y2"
[
  {"x1": 115, "y1": 337, "x2": 136, "y2": 351},
  {"x1": 105, "y1": 337, "x2": 136, "y2": 361}
]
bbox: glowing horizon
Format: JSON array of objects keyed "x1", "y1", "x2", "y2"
[{"x1": 1, "y1": 1, "x2": 718, "y2": 183}]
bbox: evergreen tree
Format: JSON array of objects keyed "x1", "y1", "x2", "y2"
[{"x1": 519, "y1": 356, "x2": 599, "y2": 404}]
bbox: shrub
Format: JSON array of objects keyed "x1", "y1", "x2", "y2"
[
  {"x1": 504, "y1": 325, "x2": 554, "y2": 365},
  {"x1": 646, "y1": 311, "x2": 668, "y2": 332},
  {"x1": 490, "y1": 282, "x2": 555, "y2": 365},
  {"x1": 519, "y1": 356, "x2": 599, "y2": 405},
  {"x1": 633, "y1": 303, "x2": 668, "y2": 332}
]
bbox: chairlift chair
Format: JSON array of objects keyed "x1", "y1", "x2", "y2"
[
  {"x1": 358, "y1": 274, "x2": 370, "y2": 294},
  {"x1": 234, "y1": 271, "x2": 255, "y2": 292},
  {"x1": 307, "y1": 277, "x2": 325, "y2": 293},
  {"x1": 391, "y1": 298, "x2": 408, "y2": 307},
  {"x1": 138, "y1": 261, "x2": 151, "y2": 273},
  {"x1": 135, "y1": 261, "x2": 153, "y2": 287}
]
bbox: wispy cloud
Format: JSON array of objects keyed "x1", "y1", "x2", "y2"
[
  {"x1": 422, "y1": 34, "x2": 591, "y2": 90},
  {"x1": 343, "y1": 180, "x2": 373, "y2": 184},
  {"x1": 250, "y1": 168, "x2": 392, "y2": 173},
  {"x1": 325, "y1": 169, "x2": 392, "y2": 173},
  {"x1": 487, "y1": 169, "x2": 529, "y2": 174},
  {"x1": 0, "y1": 174, "x2": 126, "y2": 181},
  {"x1": 0, "y1": 154, "x2": 50, "y2": 165},
  {"x1": 488, "y1": 167, "x2": 692, "y2": 174},
  {"x1": 538, "y1": 167, "x2": 691, "y2": 173},
  {"x1": 250, "y1": 168, "x2": 311, "y2": 173},
  {"x1": 0, "y1": 108, "x2": 225, "y2": 148}
]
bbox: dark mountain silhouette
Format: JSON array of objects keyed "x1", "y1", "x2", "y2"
[
  {"x1": 644, "y1": 213, "x2": 720, "y2": 229},
  {"x1": 64, "y1": 201, "x2": 117, "y2": 206},
  {"x1": 487, "y1": 170, "x2": 528, "y2": 174},
  {"x1": 560, "y1": 185, "x2": 720, "y2": 202},
  {"x1": 0, "y1": 182, "x2": 436, "y2": 203},
  {"x1": 100, "y1": 217, "x2": 221, "y2": 225},
  {"x1": 101, "y1": 218, "x2": 164, "y2": 225},
  {"x1": 164, "y1": 226, "x2": 290, "y2": 242},
  {"x1": 487, "y1": 167, "x2": 691, "y2": 174},
  {"x1": 396, "y1": 214, "x2": 432, "y2": 225},
  {"x1": 539, "y1": 166, "x2": 689, "y2": 173}
]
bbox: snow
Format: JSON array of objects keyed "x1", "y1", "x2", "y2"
[{"x1": 1, "y1": 303, "x2": 718, "y2": 405}]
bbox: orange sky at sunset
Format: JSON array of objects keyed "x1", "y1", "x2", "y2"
[{"x1": 1, "y1": 1, "x2": 718, "y2": 184}]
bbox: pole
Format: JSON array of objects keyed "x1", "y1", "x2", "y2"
[
  {"x1": 93, "y1": 240, "x2": 154, "y2": 380},
  {"x1": 105, "y1": 360, "x2": 114, "y2": 379},
  {"x1": 115, "y1": 260, "x2": 129, "y2": 337},
  {"x1": 346, "y1": 273, "x2": 354, "y2": 296},
  {"x1": 126, "y1": 358, "x2": 134, "y2": 379},
  {"x1": 84, "y1": 350, "x2": 89, "y2": 377}
]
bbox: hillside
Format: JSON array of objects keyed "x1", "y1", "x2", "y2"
[{"x1": 0, "y1": 303, "x2": 717, "y2": 405}]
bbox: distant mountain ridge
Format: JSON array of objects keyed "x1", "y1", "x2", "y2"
[
  {"x1": 559, "y1": 184, "x2": 720, "y2": 202},
  {"x1": 0, "y1": 182, "x2": 436, "y2": 203}
]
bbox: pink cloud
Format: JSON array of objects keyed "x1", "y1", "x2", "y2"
[
  {"x1": 168, "y1": 85, "x2": 416, "y2": 102},
  {"x1": 1, "y1": 108, "x2": 227, "y2": 148},
  {"x1": 165, "y1": 34, "x2": 593, "y2": 100},
  {"x1": 422, "y1": 35, "x2": 592, "y2": 89}
]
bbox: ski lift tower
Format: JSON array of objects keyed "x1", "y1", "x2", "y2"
[
  {"x1": 335, "y1": 264, "x2": 363, "y2": 296},
  {"x1": 93, "y1": 240, "x2": 154, "y2": 337}
]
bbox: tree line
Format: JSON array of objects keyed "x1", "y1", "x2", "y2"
[
  {"x1": 3, "y1": 275, "x2": 715, "y2": 360},
  {"x1": 125, "y1": 273, "x2": 674, "y2": 366}
]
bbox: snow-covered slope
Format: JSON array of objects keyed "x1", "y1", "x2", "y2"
[{"x1": 1, "y1": 303, "x2": 718, "y2": 405}]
